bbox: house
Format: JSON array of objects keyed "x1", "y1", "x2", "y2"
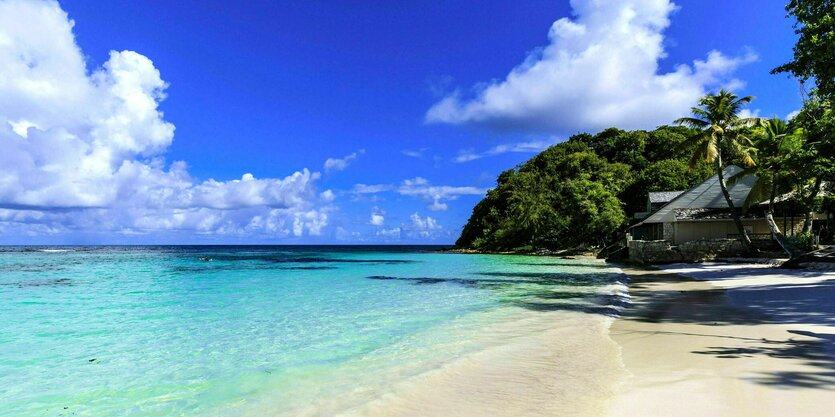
[
  {"x1": 634, "y1": 190, "x2": 684, "y2": 220},
  {"x1": 629, "y1": 165, "x2": 806, "y2": 245}
]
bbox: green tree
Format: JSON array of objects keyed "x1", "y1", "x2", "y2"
[
  {"x1": 621, "y1": 159, "x2": 711, "y2": 215},
  {"x1": 772, "y1": 0, "x2": 835, "y2": 101},
  {"x1": 674, "y1": 89, "x2": 762, "y2": 251},
  {"x1": 789, "y1": 97, "x2": 835, "y2": 233},
  {"x1": 455, "y1": 141, "x2": 629, "y2": 251},
  {"x1": 729, "y1": 118, "x2": 804, "y2": 256}
]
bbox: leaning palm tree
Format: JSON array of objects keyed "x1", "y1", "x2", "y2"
[
  {"x1": 729, "y1": 118, "x2": 804, "y2": 257},
  {"x1": 675, "y1": 89, "x2": 763, "y2": 252}
]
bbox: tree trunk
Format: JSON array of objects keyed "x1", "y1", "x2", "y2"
[
  {"x1": 715, "y1": 156, "x2": 754, "y2": 252},
  {"x1": 802, "y1": 176, "x2": 823, "y2": 234},
  {"x1": 765, "y1": 212, "x2": 799, "y2": 257},
  {"x1": 766, "y1": 180, "x2": 799, "y2": 257}
]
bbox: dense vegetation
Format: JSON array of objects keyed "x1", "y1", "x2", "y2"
[
  {"x1": 456, "y1": 0, "x2": 835, "y2": 255},
  {"x1": 455, "y1": 126, "x2": 714, "y2": 251}
]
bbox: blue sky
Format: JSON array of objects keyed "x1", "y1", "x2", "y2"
[{"x1": 0, "y1": 0, "x2": 803, "y2": 244}]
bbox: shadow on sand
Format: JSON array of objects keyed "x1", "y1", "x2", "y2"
[{"x1": 624, "y1": 266, "x2": 835, "y2": 390}]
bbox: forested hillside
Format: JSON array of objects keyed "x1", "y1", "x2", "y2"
[{"x1": 455, "y1": 126, "x2": 717, "y2": 251}]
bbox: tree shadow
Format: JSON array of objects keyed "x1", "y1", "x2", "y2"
[
  {"x1": 366, "y1": 271, "x2": 628, "y2": 316},
  {"x1": 623, "y1": 269, "x2": 835, "y2": 327},
  {"x1": 511, "y1": 262, "x2": 617, "y2": 269},
  {"x1": 624, "y1": 266, "x2": 835, "y2": 390},
  {"x1": 691, "y1": 330, "x2": 835, "y2": 390}
]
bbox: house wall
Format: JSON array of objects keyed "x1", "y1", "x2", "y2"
[
  {"x1": 627, "y1": 238, "x2": 747, "y2": 263},
  {"x1": 671, "y1": 218, "x2": 805, "y2": 244}
]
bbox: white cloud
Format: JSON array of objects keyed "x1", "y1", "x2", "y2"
[
  {"x1": 0, "y1": 0, "x2": 329, "y2": 238},
  {"x1": 324, "y1": 149, "x2": 365, "y2": 172},
  {"x1": 352, "y1": 183, "x2": 393, "y2": 194},
  {"x1": 335, "y1": 226, "x2": 362, "y2": 241},
  {"x1": 369, "y1": 206, "x2": 385, "y2": 226},
  {"x1": 376, "y1": 227, "x2": 401, "y2": 239},
  {"x1": 401, "y1": 148, "x2": 428, "y2": 158},
  {"x1": 786, "y1": 110, "x2": 800, "y2": 121},
  {"x1": 398, "y1": 177, "x2": 485, "y2": 211},
  {"x1": 426, "y1": 0, "x2": 757, "y2": 134},
  {"x1": 319, "y1": 189, "x2": 336, "y2": 202},
  {"x1": 455, "y1": 137, "x2": 561, "y2": 162},
  {"x1": 350, "y1": 178, "x2": 484, "y2": 211},
  {"x1": 407, "y1": 213, "x2": 441, "y2": 238},
  {"x1": 371, "y1": 213, "x2": 441, "y2": 240}
]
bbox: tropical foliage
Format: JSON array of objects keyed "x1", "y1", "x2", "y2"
[
  {"x1": 674, "y1": 89, "x2": 762, "y2": 251},
  {"x1": 773, "y1": 0, "x2": 835, "y2": 101},
  {"x1": 455, "y1": 127, "x2": 714, "y2": 251},
  {"x1": 458, "y1": 2, "x2": 835, "y2": 255}
]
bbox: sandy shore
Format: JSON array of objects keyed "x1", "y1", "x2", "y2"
[
  {"x1": 335, "y1": 309, "x2": 626, "y2": 417},
  {"x1": 609, "y1": 263, "x2": 835, "y2": 417}
]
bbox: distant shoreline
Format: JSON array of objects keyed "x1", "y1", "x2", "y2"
[{"x1": 441, "y1": 247, "x2": 598, "y2": 257}]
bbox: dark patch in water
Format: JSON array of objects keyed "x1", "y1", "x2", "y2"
[
  {"x1": 476, "y1": 271, "x2": 623, "y2": 287},
  {"x1": 512, "y1": 262, "x2": 614, "y2": 269},
  {"x1": 366, "y1": 272, "x2": 628, "y2": 317},
  {"x1": 202, "y1": 253, "x2": 417, "y2": 265},
  {"x1": 367, "y1": 275, "x2": 478, "y2": 287},
  {"x1": 265, "y1": 257, "x2": 416, "y2": 265},
  {"x1": 277, "y1": 266, "x2": 338, "y2": 270},
  {"x1": 1, "y1": 278, "x2": 73, "y2": 288},
  {"x1": 0, "y1": 264, "x2": 67, "y2": 273}
]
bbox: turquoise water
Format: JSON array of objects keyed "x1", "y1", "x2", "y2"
[{"x1": 0, "y1": 246, "x2": 625, "y2": 416}]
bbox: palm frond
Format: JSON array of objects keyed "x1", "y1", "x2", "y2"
[
  {"x1": 674, "y1": 117, "x2": 709, "y2": 129},
  {"x1": 727, "y1": 166, "x2": 757, "y2": 186},
  {"x1": 731, "y1": 117, "x2": 765, "y2": 129},
  {"x1": 706, "y1": 138, "x2": 718, "y2": 162},
  {"x1": 743, "y1": 175, "x2": 771, "y2": 209}
]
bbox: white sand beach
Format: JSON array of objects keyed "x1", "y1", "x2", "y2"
[
  {"x1": 609, "y1": 263, "x2": 835, "y2": 417},
  {"x1": 328, "y1": 261, "x2": 835, "y2": 417}
]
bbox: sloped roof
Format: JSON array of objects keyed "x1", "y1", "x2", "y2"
[
  {"x1": 640, "y1": 165, "x2": 757, "y2": 224},
  {"x1": 649, "y1": 191, "x2": 684, "y2": 204}
]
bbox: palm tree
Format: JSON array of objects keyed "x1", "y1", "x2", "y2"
[
  {"x1": 675, "y1": 89, "x2": 763, "y2": 252},
  {"x1": 729, "y1": 118, "x2": 804, "y2": 257}
]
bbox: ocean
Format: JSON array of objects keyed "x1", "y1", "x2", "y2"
[{"x1": 0, "y1": 246, "x2": 628, "y2": 417}]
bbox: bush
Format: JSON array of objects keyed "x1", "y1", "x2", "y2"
[{"x1": 787, "y1": 232, "x2": 816, "y2": 252}]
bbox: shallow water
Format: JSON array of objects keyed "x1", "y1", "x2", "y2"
[{"x1": 0, "y1": 246, "x2": 626, "y2": 417}]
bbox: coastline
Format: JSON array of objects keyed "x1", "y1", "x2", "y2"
[
  {"x1": 608, "y1": 263, "x2": 835, "y2": 416},
  {"x1": 441, "y1": 247, "x2": 598, "y2": 257},
  {"x1": 260, "y1": 257, "x2": 630, "y2": 417},
  {"x1": 336, "y1": 308, "x2": 626, "y2": 417}
]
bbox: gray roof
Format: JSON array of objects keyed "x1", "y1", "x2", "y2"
[
  {"x1": 640, "y1": 165, "x2": 757, "y2": 224},
  {"x1": 649, "y1": 191, "x2": 684, "y2": 204},
  {"x1": 674, "y1": 208, "x2": 765, "y2": 221}
]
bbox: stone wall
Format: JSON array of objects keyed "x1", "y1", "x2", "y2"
[{"x1": 627, "y1": 238, "x2": 747, "y2": 264}]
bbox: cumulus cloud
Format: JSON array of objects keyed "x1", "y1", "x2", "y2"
[
  {"x1": 406, "y1": 213, "x2": 441, "y2": 238},
  {"x1": 369, "y1": 206, "x2": 385, "y2": 226},
  {"x1": 350, "y1": 178, "x2": 484, "y2": 211},
  {"x1": 324, "y1": 149, "x2": 365, "y2": 172},
  {"x1": 373, "y1": 214, "x2": 441, "y2": 240},
  {"x1": 426, "y1": 0, "x2": 757, "y2": 134},
  {"x1": 0, "y1": 0, "x2": 329, "y2": 238},
  {"x1": 397, "y1": 177, "x2": 485, "y2": 211},
  {"x1": 352, "y1": 184, "x2": 393, "y2": 194},
  {"x1": 455, "y1": 137, "x2": 561, "y2": 163}
]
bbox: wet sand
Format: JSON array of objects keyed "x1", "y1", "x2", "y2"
[
  {"x1": 331, "y1": 309, "x2": 628, "y2": 417},
  {"x1": 609, "y1": 263, "x2": 835, "y2": 417}
]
